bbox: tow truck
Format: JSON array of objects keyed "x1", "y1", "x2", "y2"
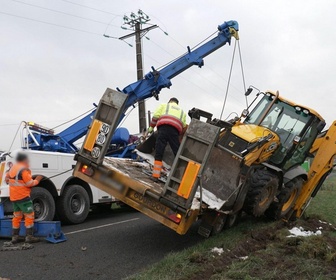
[{"x1": 0, "y1": 114, "x2": 138, "y2": 224}]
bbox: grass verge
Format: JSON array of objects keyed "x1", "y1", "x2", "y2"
[{"x1": 129, "y1": 176, "x2": 336, "y2": 280}]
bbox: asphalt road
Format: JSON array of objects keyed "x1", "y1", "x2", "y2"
[{"x1": 0, "y1": 209, "x2": 203, "y2": 280}]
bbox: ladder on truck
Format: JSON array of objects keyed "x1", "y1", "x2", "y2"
[{"x1": 163, "y1": 119, "x2": 220, "y2": 210}]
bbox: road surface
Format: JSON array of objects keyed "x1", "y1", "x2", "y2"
[{"x1": 0, "y1": 209, "x2": 203, "y2": 280}]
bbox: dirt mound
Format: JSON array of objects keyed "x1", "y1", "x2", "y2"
[{"x1": 188, "y1": 218, "x2": 336, "y2": 280}]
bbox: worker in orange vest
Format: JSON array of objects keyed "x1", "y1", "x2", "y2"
[
  {"x1": 5, "y1": 153, "x2": 43, "y2": 243},
  {"x1": 147, "y1": 97, "x2": 187, "y2": 180}
]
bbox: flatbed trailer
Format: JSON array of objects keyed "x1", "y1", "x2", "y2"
[
  {"x1": 74, "y1": 156, "x2": 200, "y2": 234},
  {"x1": 73, "y1": 89, "x2": 247, "y2": 237}
]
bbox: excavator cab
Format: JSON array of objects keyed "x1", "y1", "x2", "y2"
[
  {"x1": 243, "y1": 91, "x2": 325, "y2": 171},
  {"x1": 203, "y1": 89, "x2": 326, "y2": 222}
]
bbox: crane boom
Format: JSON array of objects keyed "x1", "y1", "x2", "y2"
[
  {"x1": 121, "y1": 20, "x2": 239, "y2": 110},
  {"x1": 26, "y1": 20, "x2": 239, "y2": 154}
]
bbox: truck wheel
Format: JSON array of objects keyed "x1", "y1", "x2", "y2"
[
  {"x1": 57, "y1": 185, "x2": 90, "y2": 224},
  {"x1": 243, "y1": 169, "x2": 279, "y2": 217},
  {"x1": 31, "y1": 187, "x2": 56, "y2": 221},
  {"x1": 266, "y1": 178, "x2": 303, "y2": 220}
]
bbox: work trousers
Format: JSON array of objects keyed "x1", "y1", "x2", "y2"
[
  {"x1": 155, "y1": 125, "x2": 180, "y2": 161},
  {"x1": 12, "y1": 199, "x2": 34, "y2": 229}
]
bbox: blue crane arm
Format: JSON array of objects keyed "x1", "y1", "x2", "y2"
[
  {"x1": 121, "y1": 20, "x2": 239, "y2": 110},
  {"x1": 55, "y1": 20, "x2": 238, "y2": 149},
  {"x1": 58, "y1": 110, "x2": 96, "y2": 149}
]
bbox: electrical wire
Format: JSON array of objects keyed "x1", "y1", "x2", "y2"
[
  {"x1": 0, "y1": 123, "x2": 22, "y2": 127},
  {"x1": 146, "y1": 36, "x2": 245, "y2": 106},
  {"x1": 11, "y1": 0, "x2": 120, "y2": 28},
  {"x1": 118, "y1": 103, "x2": 139, "y2": 127},
  {"x1": 60, "y1": 0, "x2": 123, "y2": 17},
  {"x1": 154, "y1": 26, "x2": 247, "y2": 99},
  {"x1": 0, "y1": 11, "x2": 102, "y2": 36},
  {"x1": 51, "y1": 107, "x2": 95, "y2": 130},
  {"x1": 220, "y1": 40, "x2": 237, "y2": 120}
]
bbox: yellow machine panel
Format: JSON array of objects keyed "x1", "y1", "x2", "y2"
[
  {"x1": 83, "y1": 120, "x2": 102, "y2": 152},
  {"x1": 177, "y1": 161, "x2": 201, "y2": 199}
]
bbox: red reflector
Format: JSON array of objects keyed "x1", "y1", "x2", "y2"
[
  {"x1": 168, "y1": 212, "x2": 182, "y2": 224},
  {"x1": 81, "y1": 165, "x2": 94, "y2": 176}
]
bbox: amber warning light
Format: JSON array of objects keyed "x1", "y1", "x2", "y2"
[{"x1": 81, "y1": 165, "x2": 94, "y2": 177}]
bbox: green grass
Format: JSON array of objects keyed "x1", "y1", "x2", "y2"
[
  {"x1": 129, "y1": 175, "x2": 336, "y2": 280},
  {"x1": 307, "y1": 174, "x2": 336, "y2": 224},
  {"x1": 128, "y1": 219, "x2": 268, "y2": 280}
]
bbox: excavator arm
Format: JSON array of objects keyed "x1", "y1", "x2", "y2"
[{"x1": 293, "y1": 121, "x2": 336, "y2": 217}]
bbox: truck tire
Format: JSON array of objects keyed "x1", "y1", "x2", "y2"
[
  {"x1": 243, "y1": 168, "x2": 279, "y2": 217},
  {"x1": 57, "y1": 185, "x2": 90, "y2": 224},
  {"x1": 266, "y1": 178, "x2": 303, "y2": 220},
  {"x1": 31, "y1": 187, "x2": 56, "y2": 221}
]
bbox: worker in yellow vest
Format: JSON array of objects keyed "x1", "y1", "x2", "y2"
[{"x1": 147, "y1": 97, "x2": 187, "y2": 180}]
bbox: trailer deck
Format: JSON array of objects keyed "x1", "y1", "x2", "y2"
[{"x1": 103, "y1": 157, "x2": 165, "y2": 193}]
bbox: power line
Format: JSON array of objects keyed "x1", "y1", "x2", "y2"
[
  {"x1": 60, "y1": 0, "x2": 123, "y2": 17},
  {"x1": 0, "y1": 11, "x2": 102, "y2": 36},
  {"x1": 151, "y1": 27, "x2": 248, "y2": 107},
  {"x1": 51, "y1": 107, "x2": 96, "y2": 130},
  {"x1": 11, "y1": 0, "x2": 120, "y2": 28}
]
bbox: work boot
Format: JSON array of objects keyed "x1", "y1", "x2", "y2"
[
  {"x1": 11, "y1": 228, "x2": 20, "y2": 244},
  {"x1": 25, "y1": 227, "x2": 40, "y2": 243}
]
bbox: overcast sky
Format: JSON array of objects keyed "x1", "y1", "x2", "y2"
[{"x1": 1, "y1": 0, "x2": 336, "y2": 151}]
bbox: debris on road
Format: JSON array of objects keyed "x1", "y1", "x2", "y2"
[{"x1": 1, "y1": 241, "x2": 34, "y2": 251}]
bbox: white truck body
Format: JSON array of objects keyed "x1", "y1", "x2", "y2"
[{"x1": 0, "y1": 149, "x2": 116, "y2": 224}]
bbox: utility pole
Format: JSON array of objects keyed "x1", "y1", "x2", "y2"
[{"x1": 119, "y1": 10, "x2": 158, "y2": 133}]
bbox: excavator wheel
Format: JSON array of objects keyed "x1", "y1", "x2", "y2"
[
  {"x1": 265, "y1": 178, "x2": 303, "y2": 220},
  {"x1": 224, "y1": 211, "x2": 242, "y2": 229},
  {"x1": 211, "y1": 214, "x2": 227, "y2": 236},
  {"x1": 243, "y1": 168, "x2": 279, "y2": 217}
]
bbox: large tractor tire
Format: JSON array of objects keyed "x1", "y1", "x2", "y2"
[
  {"x1": 243, "y1": 168, "x2": 279, "y2": 217},
  {"x1": 57, "y1": 185, "x2": 90, "y2": 224},
  {"x1": 266, "y1": 178, "x2": 303, "y2": 220},
  {"x1": 31, "y1": 187, "x2": 56, "y2": 221}
]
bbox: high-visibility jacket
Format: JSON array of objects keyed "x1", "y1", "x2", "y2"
[
  {"x1": 5, "y1": 163, "x2": 39, "y2": 202},
  {"x1": 150, "y1": 102, "x2": 187, "y2": 134}
]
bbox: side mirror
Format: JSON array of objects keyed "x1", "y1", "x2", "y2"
[{"x1": 245, "y1": 88, "x2": 253, "y2": 96}]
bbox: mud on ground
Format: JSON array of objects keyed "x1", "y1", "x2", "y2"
[{"x1": 186, "y1": 218, "x2": 336, "y2": 280}]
